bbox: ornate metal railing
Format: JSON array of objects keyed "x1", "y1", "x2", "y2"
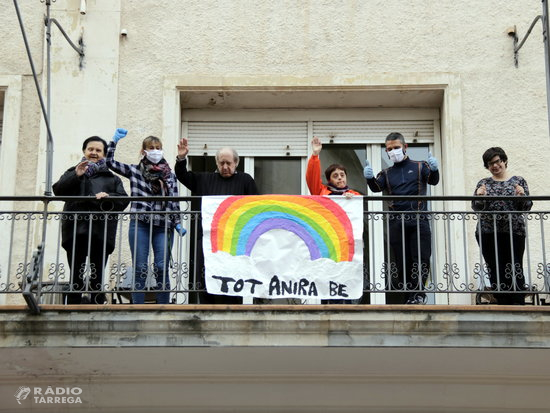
[{"x1": 0, "y1": 195, "x2": 548, "y2": 312}]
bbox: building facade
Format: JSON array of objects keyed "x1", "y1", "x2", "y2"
[{"x1": 1, "y1": 1, "x2": 550, "y2": 412}]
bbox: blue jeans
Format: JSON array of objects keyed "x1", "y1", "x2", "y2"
[{"x1": 128, "y1": 218, "x2": 173, "y2": 304}]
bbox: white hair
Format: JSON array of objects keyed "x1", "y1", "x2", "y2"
[{"x1": 216, "y1": 147, "x2": 239, "y2": 165}]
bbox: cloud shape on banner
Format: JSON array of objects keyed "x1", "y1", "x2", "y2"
[{"x1": 210, "y1": 195, "x2": 354, "y2": 262}]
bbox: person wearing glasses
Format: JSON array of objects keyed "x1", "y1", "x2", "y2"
[{"x1": 472, "y1": 147, "x2": 532, "y2": 305}]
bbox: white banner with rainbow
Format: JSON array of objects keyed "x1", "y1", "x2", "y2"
[{"x1": 202, "y1": 195, "x2": 364, "y2": 300}]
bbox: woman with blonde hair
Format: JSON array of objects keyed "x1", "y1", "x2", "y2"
[{"x1": 107, "y1": 128, "x2": 185, "y2": 304}]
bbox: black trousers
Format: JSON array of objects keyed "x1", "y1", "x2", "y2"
[
  {"x1": 388, "y1": 216, "x2": 432, "y2": 302},
  {"x1": 476, "y1": 232, "x2": 526, "y2": 305},
  {"x1": 65, "y1": 235, "x2": 109, "y2": 304}
]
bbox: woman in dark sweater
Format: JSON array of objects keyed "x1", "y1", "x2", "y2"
[{"x1": 472, "y1": 147, "x2": 532, "y2": 305}]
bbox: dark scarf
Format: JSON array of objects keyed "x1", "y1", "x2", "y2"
[
  {"x1": 82, "y1": 157, "x2": 109, "y2": 177},
  {"x1": 327, "y1": 184, "x2": 350, "y2": 195},
  {"x1": 139, "y1": 157, "x2": 172, "y2": 195}
]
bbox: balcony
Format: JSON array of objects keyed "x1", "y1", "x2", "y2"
[{"x1": 1, "y1": 195, "x2": 550, "y2": 412}]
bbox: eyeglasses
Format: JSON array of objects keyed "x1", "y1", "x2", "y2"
[{"x1": 487, "y1": 159, "x2": 503, "y2": 167}]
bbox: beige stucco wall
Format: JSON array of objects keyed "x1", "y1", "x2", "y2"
[
  {"x1": 0, "y1": 1, "x2": 549, "y2": 304},
  {"x1": 114, "y1": 0, "x2": 548, "y2": 199},
  {"x1": 1, "y1": 0, "x2": 547, "y2": 196},
  {"x1": 1, "y1": 1, "x2": 42, "y2": 195}
]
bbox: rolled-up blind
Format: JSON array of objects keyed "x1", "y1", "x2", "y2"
[
  {"x1": 187, "y1": 121, "x2": 308, "y2": 157},
  {"x1": 312, "y1": 120, "x2": 435, "y2": 143}
]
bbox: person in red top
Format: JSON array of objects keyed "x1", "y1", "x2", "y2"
[
  {"x1": 306, "y1": 136, "x2": 361, "y2": 197},
  {"x1": 306, "y1": 136, "x2": 362, "y2": 304}
]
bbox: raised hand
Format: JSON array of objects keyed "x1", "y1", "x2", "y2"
[
  {"x1": 75, "y1": 160, "x2": 89, "y2": 177},
  {"x1": 311, "y1": 136, "x2": 322, "y2": 156},
  {"x1": 363, "y1": 160, "x2": 374, "y2": 179},
  {"x1": 427, "y1": 152, "x2": 439, "y2": 171},
  {"x1": 112, "y1": 128, "x2": 128, "y2": 143},
  {"x1": 476, "y1": 184, "x2": 487, "y2": 196},
  {"x1": 177, "y1": 137, "x2": 189, "y2": 159}
]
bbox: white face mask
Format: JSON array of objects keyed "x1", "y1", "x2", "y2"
[
  {"x1": 145, "y1": 149, "x2": 163, "y2": 164},
  {"x1": 388, "y1": 147, "x2": 405, "y2": 163}
]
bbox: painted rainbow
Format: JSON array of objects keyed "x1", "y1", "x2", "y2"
[{"x1": 210, "y1": 195, "x2": 355, "y2": 262}]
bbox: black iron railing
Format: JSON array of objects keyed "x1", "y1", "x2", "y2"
[{"x1": 1, "y1": 195, "x2": 548, "y2": 312}]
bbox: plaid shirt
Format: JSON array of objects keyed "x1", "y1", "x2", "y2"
[{"x1": 106, "y1": 141, "x2": 180, "y2": 227}]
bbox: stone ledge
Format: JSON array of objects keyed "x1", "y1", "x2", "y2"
[{"x1": 1, "y1": 307, "x2": 550, "y2": 348}]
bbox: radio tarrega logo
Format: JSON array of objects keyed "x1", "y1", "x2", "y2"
[
  {"x1": 13, "y1": 386, "x2": 83, "y2": 405},
  {"x1": 14, "y1": 386, "x2": 31, "y2": 404}
]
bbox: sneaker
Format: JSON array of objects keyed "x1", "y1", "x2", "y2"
[{"x1": 405, "y1": 294, "x2": 427, "y2": 305}]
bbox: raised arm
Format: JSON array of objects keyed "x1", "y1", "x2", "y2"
[
  {"x1": 174, "y1": 137, "x2": 199, "y2": 192},
  {"x1": 306, "y1": 137, "x2": 325, "y2": 195},
  {"x1": 106, "y1": 129, "x2": 132, "y2": 178}
]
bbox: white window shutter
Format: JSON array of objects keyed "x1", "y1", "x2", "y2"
[
  {"x1": 312, "y1": 120, "x2": 435, "y2": 144},
  {"x1": 187, "y1": 121, "x2": 308, "y2": 157},
  {"x1": 184, "y1": 118, "x2": 436, "y2": 157}
]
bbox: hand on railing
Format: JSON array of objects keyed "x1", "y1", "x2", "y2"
[{"x1": 175, "y1": 223, "x2": 187, "y2": 236}]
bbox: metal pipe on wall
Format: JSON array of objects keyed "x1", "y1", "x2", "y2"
[{"x1": 542, "y1": 0, "x2": 550, "y2": 140}]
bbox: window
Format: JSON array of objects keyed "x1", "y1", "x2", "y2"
[
  {"x1": 179, "y1": 108, "x2": 441, "y2": 304},
  {"x1": 254, "y1": 157, "x2": 301, "y2": 195}
]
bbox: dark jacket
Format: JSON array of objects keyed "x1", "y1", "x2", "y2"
[
  {"x1": 366, "y1": 157, "x2": 439, "y2": 211},
  {"x1": 175, "y1": 158, "x2": 258, "y2": 196},
  {"x1": 53, "y1": 167, "x2": 129, "y2": 253}
]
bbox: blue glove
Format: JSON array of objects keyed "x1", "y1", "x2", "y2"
[
  {"x1": 175, "y1": 224, "x2": 187, "y2": 237},
  {"x1": 112, "y1": 128, "x2": 128, "y2": 144},
  {"x1": 363, "y1": 160, "x2": 374, "y2": 179},
  {"x1": 427, "y1": 152, "x2": 439, "y2": 171}
]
